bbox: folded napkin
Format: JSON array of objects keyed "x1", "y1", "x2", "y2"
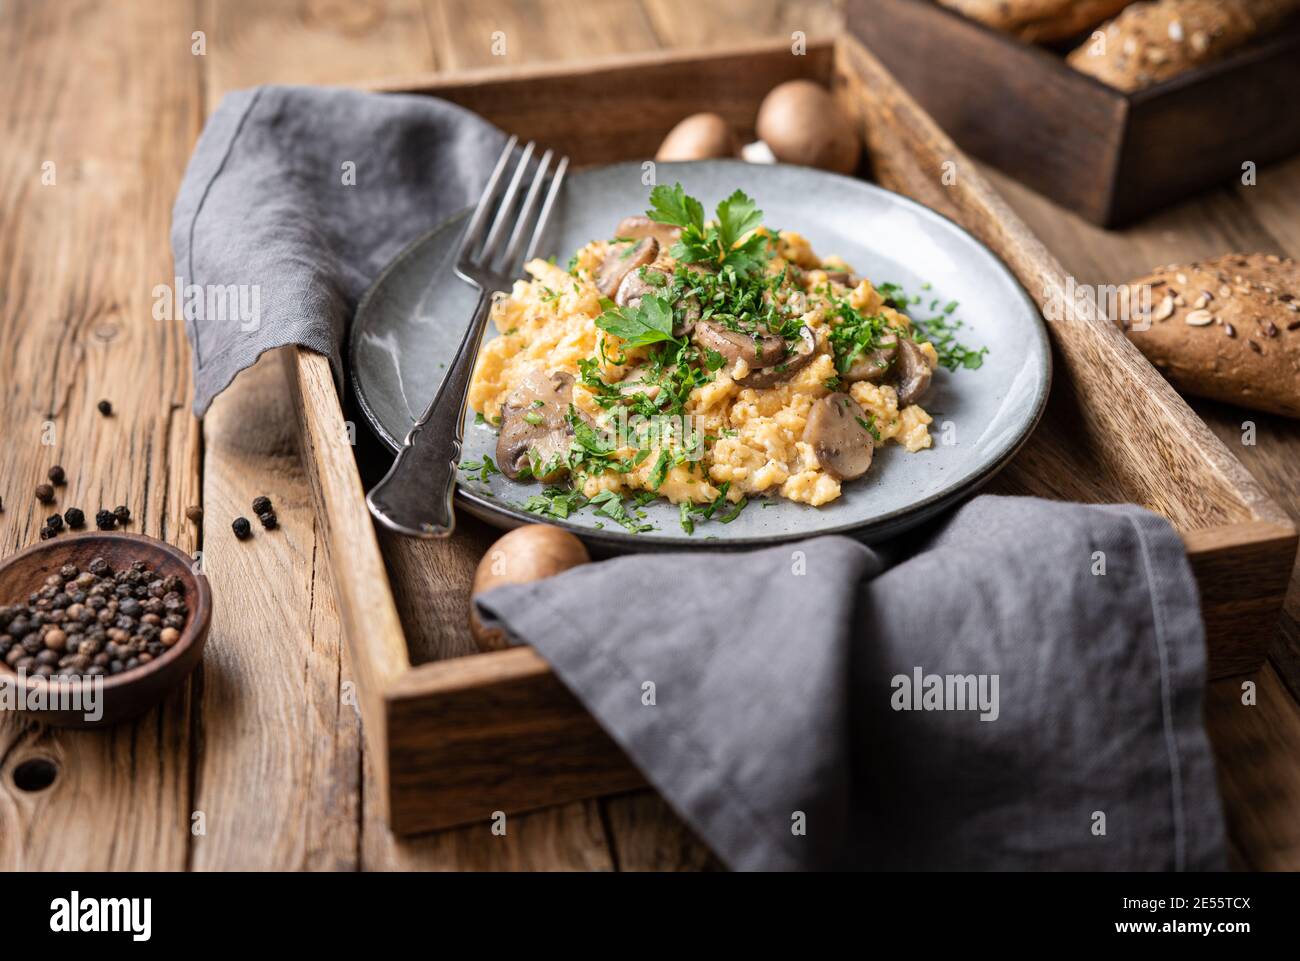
[
  {"x1": 172, "y1": 85, "x2": 507, "y2": 414},
  {"x1": 476, "y1": 495, "x2": 1226, "y2": 871}
]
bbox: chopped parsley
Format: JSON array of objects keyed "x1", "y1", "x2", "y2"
[
  {"x1": 588, "y1": 490, "x2": 654, "y2": 533},
  {"x1": 458, "y1": 456, "x2": 501, "y2": 484}
]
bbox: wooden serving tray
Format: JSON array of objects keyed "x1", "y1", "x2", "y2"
[
  {"x1": 283, "y1": 37, "x2": 1297, "y2": 835},
  {"x1": 848, "y1": 0, "x2": 1300, "y2": 227}
]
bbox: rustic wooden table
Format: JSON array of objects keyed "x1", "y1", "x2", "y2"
[{"x1": 1, "y1": 0, "x2": 1296, "y2": 871}]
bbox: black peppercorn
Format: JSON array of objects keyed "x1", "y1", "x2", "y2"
[
  {"x1": 48, "y1": 465, "x2": 66, "y2": 485},
  {"x1": 46, "y1": 513, "x2": 64, "y2": 533},
  {"x1": 232, "y1": 516, "x2": 252, "y2": 539},
  {"x1": 88, "y1": 557, "x2": 110, "y2": 576},
  {"x1": 95, "y1": 510, "x2": 117, "y2": 531},
  {"x1": 185, "y1": 505, "x2": 203, "y2": 524},
  {"x1": 35, "y1": 484, "x2": 55, "y2": 504},
  {"x1": 97, "y1": 399, "x2": 113, "y2": 416},
  {"x1": 113, "y1": 505, "x2": 131, "y2": 526},
  {"x1": 40, "y1": 526, "x2": 53, "y2": 541},
  {"x1": 64, "y1": 507, "x2": 85, "y2": 528},
  {"x1": 258, "y1": 511, "x2": 278, "y2": 530},
  {"x1": 251, "y1": 496, "x2": 273, "y2": 516}
]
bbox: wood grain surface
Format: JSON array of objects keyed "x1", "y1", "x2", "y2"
[
  {"x1": 0, "y1": 0, "x2": 1297, "y2": 871},
  {"x1": 0, "y1": 0, "x2": 202, "y2": 871}
]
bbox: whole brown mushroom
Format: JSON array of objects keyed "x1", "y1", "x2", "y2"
[
  {"x1": 755, "y1": 80, "x2": 860, "y2": 175},
  {"x1": 469, "y1": 525, "x2": 591, "y2": 651},
  {"x1": 656, "y1": 113, "x2": 739, "y2": 162}
]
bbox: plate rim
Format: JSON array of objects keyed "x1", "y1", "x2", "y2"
[{"x1": 349, "y1": 158, "x2": 1052, "y2": 548}]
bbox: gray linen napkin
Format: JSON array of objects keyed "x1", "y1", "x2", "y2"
[
  {"x1": 476, "y1": 495, "x2": 1226, "y2": 871},
  {"x1": 171, "y1": 85, "x2": 506, "y2": 414}
]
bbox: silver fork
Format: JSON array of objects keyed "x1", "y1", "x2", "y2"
[{"x1": 366, "y1": 137, "x2": 569, "y2": 538}]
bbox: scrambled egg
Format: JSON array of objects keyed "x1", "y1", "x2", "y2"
[{"x1": 468, "y1": 231, "x2": 936, "y2": 508}]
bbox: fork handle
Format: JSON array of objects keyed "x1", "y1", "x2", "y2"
[{"x1": 366, "y1": 288, "x2": 492, "y2": 538}]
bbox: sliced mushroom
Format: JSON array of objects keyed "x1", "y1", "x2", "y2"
[
  {"x1": 804, "y1": 393, "x2": 875, "y2": 481},
  {"x1": 742, "y1": 326, "x2": 818, "y2": 388},
  {"x1": 496, "y1": 370, "x2": 578, "y2": 482},
  {"x1": 842, "y1": 333, "x2": 898, "y2": 383},
  {"x1": 615, "y1": 215, "x2": 681, "y2": 252},
  {"x1": 693, "y1": 320, "x2": 786, "y2": 371},
  {"x1": 892, "y1": 336, "x2": 933, "y2": 406},
  {"x1": 597, "y1": 237, "x2": 658, "y2": 299},
  {"x1": 614, "y1": 263, "x2": 668, "y2": 309},
  {"x1": 673, "y1": 295, "x2": 701, "y2": 338}
]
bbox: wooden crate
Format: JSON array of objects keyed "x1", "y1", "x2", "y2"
[
  {"x1": 847, "y1": 0, "x2": 1300, "y2": 227},
  {"x1": 283, "y1": 37, "x2": 1298, "y2": 835}
]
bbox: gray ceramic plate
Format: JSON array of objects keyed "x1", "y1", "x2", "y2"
[{"x1": 350, "y1": 160, "x2": 1050, "y2": 549}]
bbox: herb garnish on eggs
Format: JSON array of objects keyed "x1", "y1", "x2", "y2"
[{"x1": 462, "y1": 184, "x2": 986, "y2": 535}]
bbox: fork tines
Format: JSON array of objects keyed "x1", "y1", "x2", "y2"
[{"x1": 455, "y1": 137, "x2": 569, "y2": 287}]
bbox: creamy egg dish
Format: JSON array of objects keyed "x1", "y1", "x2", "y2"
[{"x1": 466, "y1": 184, "x2": 984, "y2": 534}]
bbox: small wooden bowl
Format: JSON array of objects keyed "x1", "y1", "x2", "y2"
[{"x1": 0, "y1": 532, "x2": 211, "y2": 727}]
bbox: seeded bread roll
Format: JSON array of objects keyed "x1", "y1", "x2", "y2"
[
  {"x1": 1068, "y1": 0, "x2": 1300, "y2": 91},
  {"x1": 935, "y1": 0, "x2": 1135, "y2": 41},
  {"x1": 1117, "y1": 254, "x2": 1300, "y2": 417}
]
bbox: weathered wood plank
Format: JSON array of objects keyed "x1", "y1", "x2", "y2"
[
  {"x1": 200, "y1": 0, "x2": 437, "y2": 104},
  {"x1": 362, "y1": 776, "x2": 616, "y2": 870},
  {"x1": 642, "y1": 0, "x2": 841, "y2": 47},
  {"x1": 601, "y1": 792, "x2": 721, "y2": 871},
  {"x1": 191, "y1": 353, "x2": 362, "y2": 870},
  {"x1": 0, "y1": 0, "x2": 203, "y2": 871},
  {"x1": 424, "y1": 0, "x2": 661, "y2": 70},
  {"x1": 1206, "y1": 663, "x2": 1300, "y2": 871}
]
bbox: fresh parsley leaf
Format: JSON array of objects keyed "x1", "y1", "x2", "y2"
[
  {"x1": 647, "y1": 183, "x2": 704, "y2": 232},
  {"x1": 594, "y1": 294, "x2": 679, "y2": 349},
  {"x1": 646, "y1": 184, "x2": 768, "y2": 276},
  {"x1": 715, "y1": 189, "x2": 763, "y2": 252}
]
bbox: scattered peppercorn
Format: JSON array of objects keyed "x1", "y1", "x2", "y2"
[
  {"x1": 232, "y1": 516, "x2": 252, "y2": 539},
  {"x1": 39, "y1": 527, "x2": 53, "y2": 541},
  {"x1": 258, "y1": 511, "x2": 278, "y2": 530},
  {"x1": 113, "y1": 505, "x2": 131, "y2": 526},
  {"x1": 251, "y1": 495, "x2": 273, "y2": 516},
  {"x1": 97, "y1": 399, "x2": 113, "y2": 416},
  {"x1": 95, "y1": 510, "x2": 117, "y2": 531},
  {"x1": 35, "y1": 484, "x2": 54, "y2": 504},
  {"x1": 48, "y1": 465, "x2": 66, "y2": 485},
  {"x1": 64, "y1": 507, "x2": 85, "y2": 529},
  {"x1": 185, "y1": 505, "x2": 203, "y2": 524},
  {"x1": 46, "y1": 513, "x2": 64, "y2": 533},
  {"x1": 0, "y1": 557, "x2": 190, "y2": 681}
]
